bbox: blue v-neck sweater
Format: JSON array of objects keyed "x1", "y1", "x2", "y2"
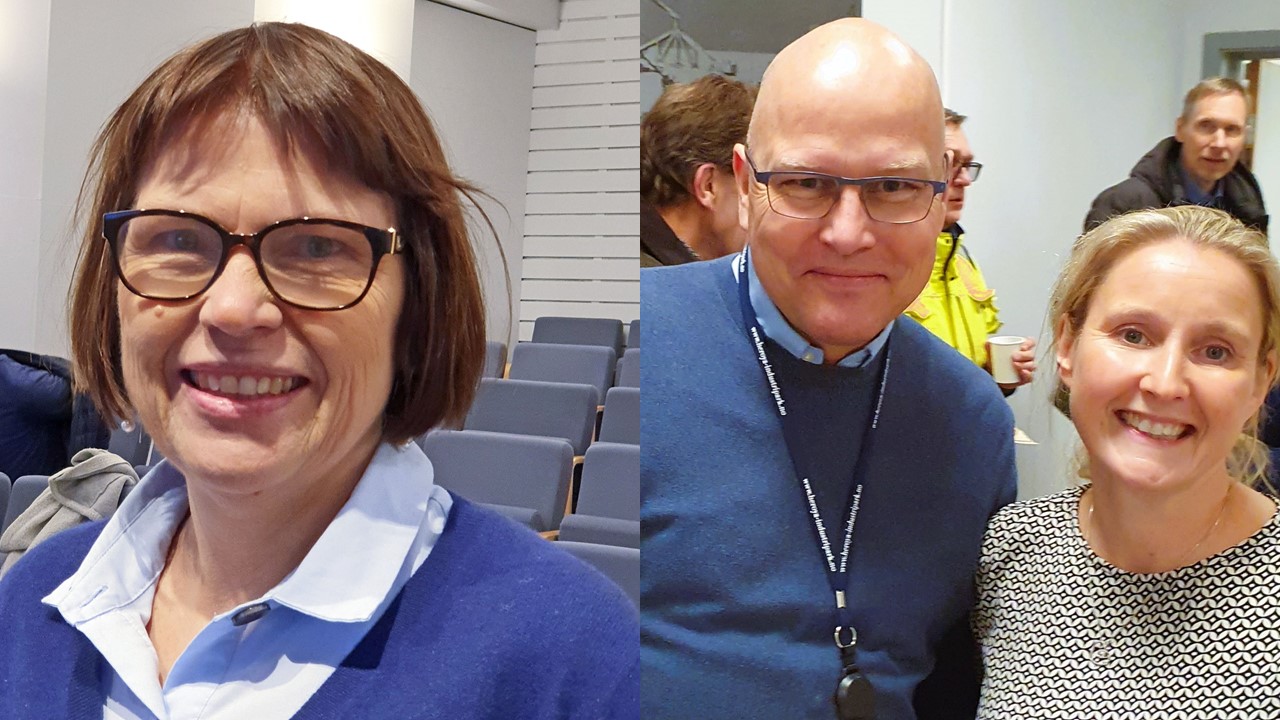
[
  {"x1": 0, "y1": 497, "x2": 639, "y2": 719},
  {"x1": 640, "y1": 255, "x2": 1017, "y2": 720}
]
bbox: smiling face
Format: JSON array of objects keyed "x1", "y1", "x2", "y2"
[
  {"x1": 119, "y1": 112, "x2": 403, "y2": 496},
  {"x1": 736, "y1": 24, "x2": 945, "y2": 361},
  {"x1": 1057, "y1": 239, "x2": 1274, "y2": 495},
  {"x1": 1175, "y1": 91, "x2": 1247, "y2": 194}
]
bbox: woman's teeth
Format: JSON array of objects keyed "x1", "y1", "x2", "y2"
[
  {"x1": 1119, "y1": 411, "x2": 1187, "y2": 439},
  {"x1": 192, "y1": 372, "x2": 297, "y2": 397}
]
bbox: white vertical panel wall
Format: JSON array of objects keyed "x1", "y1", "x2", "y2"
[{"x1": 520, "y1": 0, "x2": 639, "y2": 341}]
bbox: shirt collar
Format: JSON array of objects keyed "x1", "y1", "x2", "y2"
[
  {"x1": 1180, "y1": 162, "x2": 1224, "y2": 206},
  {"x1": 46, "y1": 442, "x2": 440, "y2": 626},
  {"x1": 734, "y1": 249, "x2": 893, "y2": 368}
]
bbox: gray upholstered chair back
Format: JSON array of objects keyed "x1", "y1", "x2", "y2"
[
  {"x1": 557, "y1": 540, "x2": 639, "y2": 606},
  {"x1": 508, "y1": 343, "x2": 617, "y2": 404},
  {"x1": 2, "y1": 475, "x2": 49, "y2": 534},
  {"x1": 423, "y1": 429, "x2": 573, "y2": 532},
  {"x1": 108, "y1": 420, "x2": 162, "y2": 468},
  {"x1": 531, "y1": 316, "x2": 624, "y2": 357},
  {"x1": 615, "y1": 348, "x2": 639, "y2": 389},
  {"x1": 598, "y1": 386, "x2": 639, "y2": 445},
  {"x1": 576, "y1": 443, "x2": 639, "y2": 521},
  {"x1": 482, "y1": 340, "x2": 508, "y2": 378},
  {"x1": 464, "y1": 378, "x2": 596, "y2": 455},
  {"x1": 0, "y1": 473, "x2": 9, "y2": 534}
]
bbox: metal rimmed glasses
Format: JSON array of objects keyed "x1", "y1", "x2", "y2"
[
  {"x1": 743, "y1": 149, "x2": 947, "y2": 223},
  {"x1": 102, "y1": 209, "x2": 401, "y2": 311},
  {"x1": 953, "y1": 161, "x2": 983, "y2": 183}
]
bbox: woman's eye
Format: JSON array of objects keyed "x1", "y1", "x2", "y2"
[
  {"x1": 1121, "y1": 329, "x2": 1144, "y2": 344},
  {"x1": 1205, "y1": 345, "x2": 1231, "y2": 362},
  {"x1": 159, "y1": 231, "x2": 203, "y2": 252},
  {"x1": 304, "y1": 236, "x2": 337, "y2": 258}
]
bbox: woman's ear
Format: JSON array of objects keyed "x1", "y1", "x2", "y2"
[
  {"x1": 1254, "y1": 349, "x2": 1277, "y2": 406},
  {"x1": 1054, "y1": 314, "x2": 1076, "y2": 390}
]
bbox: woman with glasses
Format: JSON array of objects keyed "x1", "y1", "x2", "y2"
[
  {"x1": 974, "y1": 206, "x2": 1280, "y2": 717},
  {"x1": 0, "y1": 23, "x2": 637, "y2": 719}
]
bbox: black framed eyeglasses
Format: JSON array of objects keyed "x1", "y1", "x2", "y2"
[
  {"x1": 102, "y1": 209, "x2": 402, "y2": 311},
  {"x1": 743, "y1": 149, "x2": 947, "y2": 224},
  {"x1": 952, "y1": 161, "x2": 983, "y2": 183}
]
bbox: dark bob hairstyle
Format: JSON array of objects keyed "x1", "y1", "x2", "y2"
[{"x1": 69, "y1": 22, "x2": 488, "y2": 443}]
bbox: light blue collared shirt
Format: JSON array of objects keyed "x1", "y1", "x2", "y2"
[
  {"x1": 1180, "y1": 163, "x2": 1225, "y2": 207},
  {"x1": 734, "y1": 250, "x2": 893, "y2": 368},
  {"x1": 44, "y1": 442, "x2": 452, "y2": 720}
]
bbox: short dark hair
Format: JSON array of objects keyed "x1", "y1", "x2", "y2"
[
  {"x1": 68, "y1": 22, "x2": 488, "y2": 443},
  {"x1": 640, "y1": 74, "x2": 757, "y2": 208},
  {"x1": 944, "y1": 107, "x2": 967, "y2": 126}
]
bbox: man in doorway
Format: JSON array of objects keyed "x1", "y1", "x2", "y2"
[
  {"x1": 906, "y1": 108, "x2": 1036, "y2": 394},
  {"x1": 641, "y1": 18, "x2": 1016, "y2": 719},
  {"x1": 640, "y1": 74, "x2": 757, "y2": 266},
  {"x1": 1085, "y1": 77, "x2": 1268, "y2": 232}
]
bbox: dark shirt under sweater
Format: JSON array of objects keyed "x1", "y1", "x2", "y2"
[{"x1": 767, "y1": 339, "x2": 883, "y2": 535}]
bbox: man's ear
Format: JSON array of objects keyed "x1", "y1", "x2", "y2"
[
  {"x1": 691, "y1": 162, "x2": 718, "y2": 211},
  {"x1": 732, "y1": 143, "x2": 752, "y2": 230},
  {"x1": 1174, "y1": 115, "x2": 1187, "y2": 145}
]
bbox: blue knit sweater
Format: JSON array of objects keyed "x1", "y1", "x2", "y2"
[
  {"x1": 640, "y1": 256, "x2": 1017, "y2": 720},
  {"x1": 0, "y1": 497, "x2": 639, "y2": 719}
]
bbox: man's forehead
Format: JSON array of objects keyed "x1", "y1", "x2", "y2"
[{"x1": 1190, "y1": 92, "x2": 1247, "y2": 121}]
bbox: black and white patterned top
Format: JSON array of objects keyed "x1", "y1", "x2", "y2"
[{"x1": 974, "y1": 486, "x2": 1280, "y2": 719}]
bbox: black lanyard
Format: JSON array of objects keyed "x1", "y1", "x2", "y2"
[{"x1": 734, "y1": 248, "x2": 885, "y2": 720}]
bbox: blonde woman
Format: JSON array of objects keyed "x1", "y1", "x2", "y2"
[{"x1": 975, "y1": 206, "x2": 1280, "y2": 717}]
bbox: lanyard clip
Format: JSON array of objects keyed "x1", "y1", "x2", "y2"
[{"x1": 834, "y1": 625, "x2": 857, "y2": 649}]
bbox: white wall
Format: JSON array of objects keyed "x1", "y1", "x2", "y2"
[
  {"x1": 7, "y1": 0, "x2": 543, "y2": 357},
  {"x1": 870, "y1": 0, "x2": 1184, "y2": 500},
  {"x1": 520, "y1": 0, "x2": 639, "y2": 341},
  {"x1": 0, "y1": 0, "x2": 52, "y2": 351},
  {"x1": 1255, "y1": 59, "x2": 1280, "y2": 226},
  {"x1": 35, "y1": 0, "x2": 255, "y2": 356},
  {"x1": 411, "y1": 1, "x2": 536, "y2": 346}
]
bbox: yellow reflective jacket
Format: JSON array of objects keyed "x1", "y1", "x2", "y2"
[{"x1": 905, "y1": 227, "x2": 1002, "y2": 369}]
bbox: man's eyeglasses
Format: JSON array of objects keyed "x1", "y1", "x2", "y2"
[
  {"x1": 743, "y1": 150, "x2": 947, "y2": 224},
  {"x1": 952, "y1": 161, "x2": 983, "y2": 183},
  {"x1": 102, "y1": 209, "x2": 402, "y2": 311}
]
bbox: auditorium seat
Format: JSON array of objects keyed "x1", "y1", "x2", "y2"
[
  {"x1": 597, "y1": 386, "x2": 639, "y2": 445},
  {"x1": 558, "y1": 443, "x2": 639, "y2": 548},
  {"x1": 2, "y1": 475, "x2": 50, "y2": 534},
  {"x1": 615, "y1": 348, "x2": 639, "y2": 389},
  {"x1": 423, "y1": 429, "x2": 573, "y2": 533},
  {"x1": 531, "y1": 316, "x2": 625, "y2": 358},
  {"x1": 508, "y1": 343, "x2": 617, "y2": 405},
  {"x1": 482, "y1": 340, "x2": 508, "y2": 378},
  {"x1": 464, "y1": 378, "x2": 597, "y2": 456},
  {"x1": 557, "y1": 540, "x2": 639, "y2": 606}
]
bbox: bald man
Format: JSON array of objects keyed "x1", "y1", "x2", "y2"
[{"x1": 640, "y1": 19, "x2": 1016, "y2": 720}]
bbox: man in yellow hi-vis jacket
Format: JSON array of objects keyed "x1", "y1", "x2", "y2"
[{"x1": 906, "y1": 108, "x2": 1036, "y2": 395}]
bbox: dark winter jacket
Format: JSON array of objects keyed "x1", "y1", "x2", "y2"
[
  {"x1": 1084, "y1": 137, "x2": 1268, "y2": 234},
  {"x1": 640, "y1": 202, "x2": 698, "y2": 268},
  {"x1": 0, "y1": 350, "x2": 110, "y2": 479}
]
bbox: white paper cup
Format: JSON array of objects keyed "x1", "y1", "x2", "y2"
[{"x1": 988, "y1": 335, "x2": 1024, "y2": 385}]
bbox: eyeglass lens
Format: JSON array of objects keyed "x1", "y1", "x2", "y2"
[
  {"x1": 763, "y1": 174, "x2": 938, "y2": 223},
  {"x1": 113, "y1": 213, "x2": 377, "y2": 309}
]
